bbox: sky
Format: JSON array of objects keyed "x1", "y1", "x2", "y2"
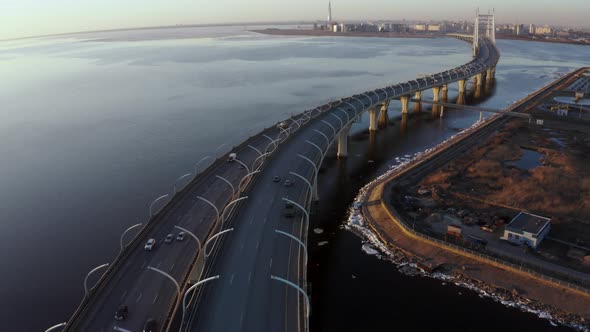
[{"x1": 1, "y1": 0, "x2": 590, "y2": 40}]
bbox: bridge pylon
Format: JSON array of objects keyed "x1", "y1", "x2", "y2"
[{"x1": 473, "y1": 9, "x2": 495, "y2": 57}]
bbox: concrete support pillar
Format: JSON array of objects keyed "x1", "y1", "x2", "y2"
[
  {"x1": 432, "y1": 86, "x2": 441, "y2": 102},
  {"x1": 378, "y1": 100, "x2": 390, "y2": 127},
  {"x1": 475, "y1": 73, "x2": 484, "y2": 87},
  {"x1": 337, "y1": 124, "x2": 351, "y2": 157},
  {"x1": 368, "y1": 107, "x2": 378, "y2": 131},
  {"x1": 479, "y1": 111, "x2": 484, "y2": 122},
  {"x1": 400, "y1": 95, "x2": 411, "y2": 114},
  {"x1": 441, "y1": 85, "x2": 449, "y2": 102},
  {"x1": 458, "y1": 79, "x2": 467, "y2": 93},
  {"x1": 414, "y1": 91, "x2": 423, "y2": 100},
  {"x1": 457, "y1": 91, "x2": 466, "y2": 105}
]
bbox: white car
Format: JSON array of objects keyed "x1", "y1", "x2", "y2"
[
  {"x1": 144, "y1": 239, "x2": 156, "y2": 251},
  {"x1": 176, "y1": 232, "x2": 186, "y2": 241}
]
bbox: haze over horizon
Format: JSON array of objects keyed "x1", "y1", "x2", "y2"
[{"x1": 2, "y1": 0, "x2": 589, "y2": 40}]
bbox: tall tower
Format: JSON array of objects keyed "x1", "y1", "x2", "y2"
[{"x1": 328, "y1": 1, "x2": 332, "y2": 23}]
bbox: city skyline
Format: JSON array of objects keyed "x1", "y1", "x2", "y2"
[{"x1": 2, "y1": 0, "x2": 590, "y2": 40}]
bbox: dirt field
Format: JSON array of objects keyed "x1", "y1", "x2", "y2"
[{"x1": 414, "y1": 117, "x2": 590, "y2": 270}]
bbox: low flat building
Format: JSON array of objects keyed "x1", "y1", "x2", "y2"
[{"x1": 502, "y1": 212, "x2": 551, "y2": 249}]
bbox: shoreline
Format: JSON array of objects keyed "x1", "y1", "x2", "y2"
[
  {"x1": 345, "y1": 134, "x2": 589, "y2": 331},
  {"x1": 250, "y1": 29, "x2": 435, "y2": 39},
  {"x1": 252, "y1": 29, "x2": 590, "y2": 46},
  {"x1": 343, "y1": 68, "x2": 590, "y2": 331}
]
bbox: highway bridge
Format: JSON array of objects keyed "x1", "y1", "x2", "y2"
[{"x1": 49, "y1": 21, "x2": 500, "y2": 332}]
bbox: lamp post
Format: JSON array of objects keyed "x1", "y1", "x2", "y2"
[
  {"x1": 148, "y1": 266, "x2": 180, "y2": 298},
  {"x1": 233, "y1": 157, "x2": 250, "y2": 174},
  {"x1": 44, "y1": 322, "x2": 67, "y2": 332},
  {"x1": 282, "y1": 198, "x2": 309, "y2": 232},
  {"x1": 120, "y1": 223, "x2": 143, "y2": 252},
  {"x1": 203, "y1": 228, "x2": 234, "y2": 257},
  {"x1": 215, "y1": 175, "x2": 235, "y2": 196},
  {"x1": 84, "y1": 263, "x2": 109, "y2": 297},
  {"x1": 149, "y1": 194, "x2": 170, "y2": 217},
  {"x1": 239, "y1": 171, "x2": 261, "y2": 192},
  {"x1": 196, "y1": 196, "x2": 220, "y2": 225},
  {"x1": 174, "y1": 173, "x2": 193, "y2": 193},
  {"x1": 220, "y1": 197, "x2": 249, "y2": 226},
  {"x1": 320, "y1": 120, "x2": 337, "y2": 137},
  {"x1": 180, "y1": 275, "x2": 220, "y2": 330},
  {"x1": 194, "y1": 156, "x2": 212, "y2": 176},
  {"x1": 174, "y1": 225, "x2": 202, "y2": 251},
  {"x1": 271, "y1": 275, "x2": 310, "y2": 332}
]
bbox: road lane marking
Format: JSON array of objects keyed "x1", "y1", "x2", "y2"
[
  {"x1": 240, "y1": 241, "x2": 245, "y2": 251},
  {"x1": 248, "y1": 272, "x2": 252, "y2": 284},
  {"x1": 269, "y1": 258, "x2": 273, "y2": 269},
  {"x1": 141, "y1": 261, "x2": 146, "y2": 269},
  {"x1": 240, "y1": 311, "x2": 245, "y2": 328},
  {"x1": 113, "y1": 326, "x2": 132, "y2": 332},
  {"x1": 256, "y1": 240, "x2": 260, "y2": 249},
  {"x1": 136, "y1": 292, "x2": 143, "y2": 303},
  {"x1": 230, "y1": 274, "x2": 235, "y2": 285},
  {"x1": 120, "y1": 290, "x2": 127, "y2": 301},
  {"x1": 152, "y1": 293, "x2": 159, "y2": 304},
  {"x1": 156, "y1": 261, "x2": 162, "y2": 269},
  {"x1": 249, "y1": 217, "x2": 254, "y2": 225},
  {"x1": 170, "y1": 263, "x2": 175, "y2": 272}
]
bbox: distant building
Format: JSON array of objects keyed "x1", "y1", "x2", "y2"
[
  {"x1": 414, "y1": 24, "x2": 427, "y2": 31},
  {"x1": 529, "y1": 24, "x2": 536, "y2": 35},
  {"x1": 428, "y1": 24, "x2": 442, "y2": 32},
  {"x1": 534, "y1": 25, "x2": 554, "y2": 36},
  {"x1": 327, "y1": 1, "x2": 332, "y2": 23},
  {"x1": 502, "y1": 212, "x2": 551, "y2": 249}
]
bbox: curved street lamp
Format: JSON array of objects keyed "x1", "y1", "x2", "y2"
[
  {"x1": 271, "y1": 275, "x2": 310, "y2": 332},
  {"x1": 214, "y1": 143, "x2": 228, "y2": 156},
  {"x1": 239, "y1": 171, "x2": 261, "y2": 192},
  {"x1": 120, "y1": 223, "x2": 143, "y2": 252},
  {"x1": 196, "y1": 196, "x2": 220, "y2": 224},
  {"x1": 336, "y1": 107, "x2": 351, "y2": 123},
  {"x1": 203, "y1": 228, "x2": 234, "y2": 257},
  {"x1": 148, "y1": 266, "x2": 180, "y2": 298},
  {"x1": 320, "y1": 120, "x2": 337, "y2": 137},
  {"x1": 297, "y1": 154, "x2": 319, "y2": 174},
  {"x1": 174, "y1": 173, "x2": 193, "y2": 193},
  {"x1": 84, "y1": 263, "x2": 109, "y2": 297},
  {"x1": 233, "y1": 158, "x2": 250, "y2": 174},
  {"x1": 248, "y1": 145, "x2": 262, "y2": 158},
  {"x1": 252, "y1": 152, "x2": 270, "y2": 171},
  {"x1": 194, "y1": 156, "x2": 212, "y2": 176},
  {"x1": 220, "y1": 197, "x2": 249, "y2": 226},
  {"x1": 44, "y1": 322, "x2": 67, "y2": 332},
  {"x1": 328, "y1": 113, "x2": 344, "y2": 129},
  {"x1": 149, "y1": 194, "x2": 170, "y2": 217},
  {"x1": 282, "y1": 198, "x2": 309, "y2": 232},
  {"x1": 174, "y1": 225, "x2": 202, "y2": 251},
  {"x1": 275, "y1": 230, "x2": 308, "y2": 265},
  {"x1": 215, "y1": 175, "x2": 235, "y2": 196},
  {"x1": 181, "y1": 275, "x2": 220, "y2": 329},
  {"x1": 312, "y1": 129, "x2": 330, "y2": 149},
  {"x1": 289, "y1": 171, "x2": 316, "y2": 201}
]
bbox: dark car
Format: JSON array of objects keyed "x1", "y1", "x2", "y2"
[
  {"x1": 143, "y1": 318, "x2": 157, "y2": 332},
  {"x1": 114, "y1": 305, "x2": 128, "y2": 321}
]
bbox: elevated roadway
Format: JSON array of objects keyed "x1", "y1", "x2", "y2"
[{"x1": 56, "y1": 36, "x2": 499, "y2": 332}]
